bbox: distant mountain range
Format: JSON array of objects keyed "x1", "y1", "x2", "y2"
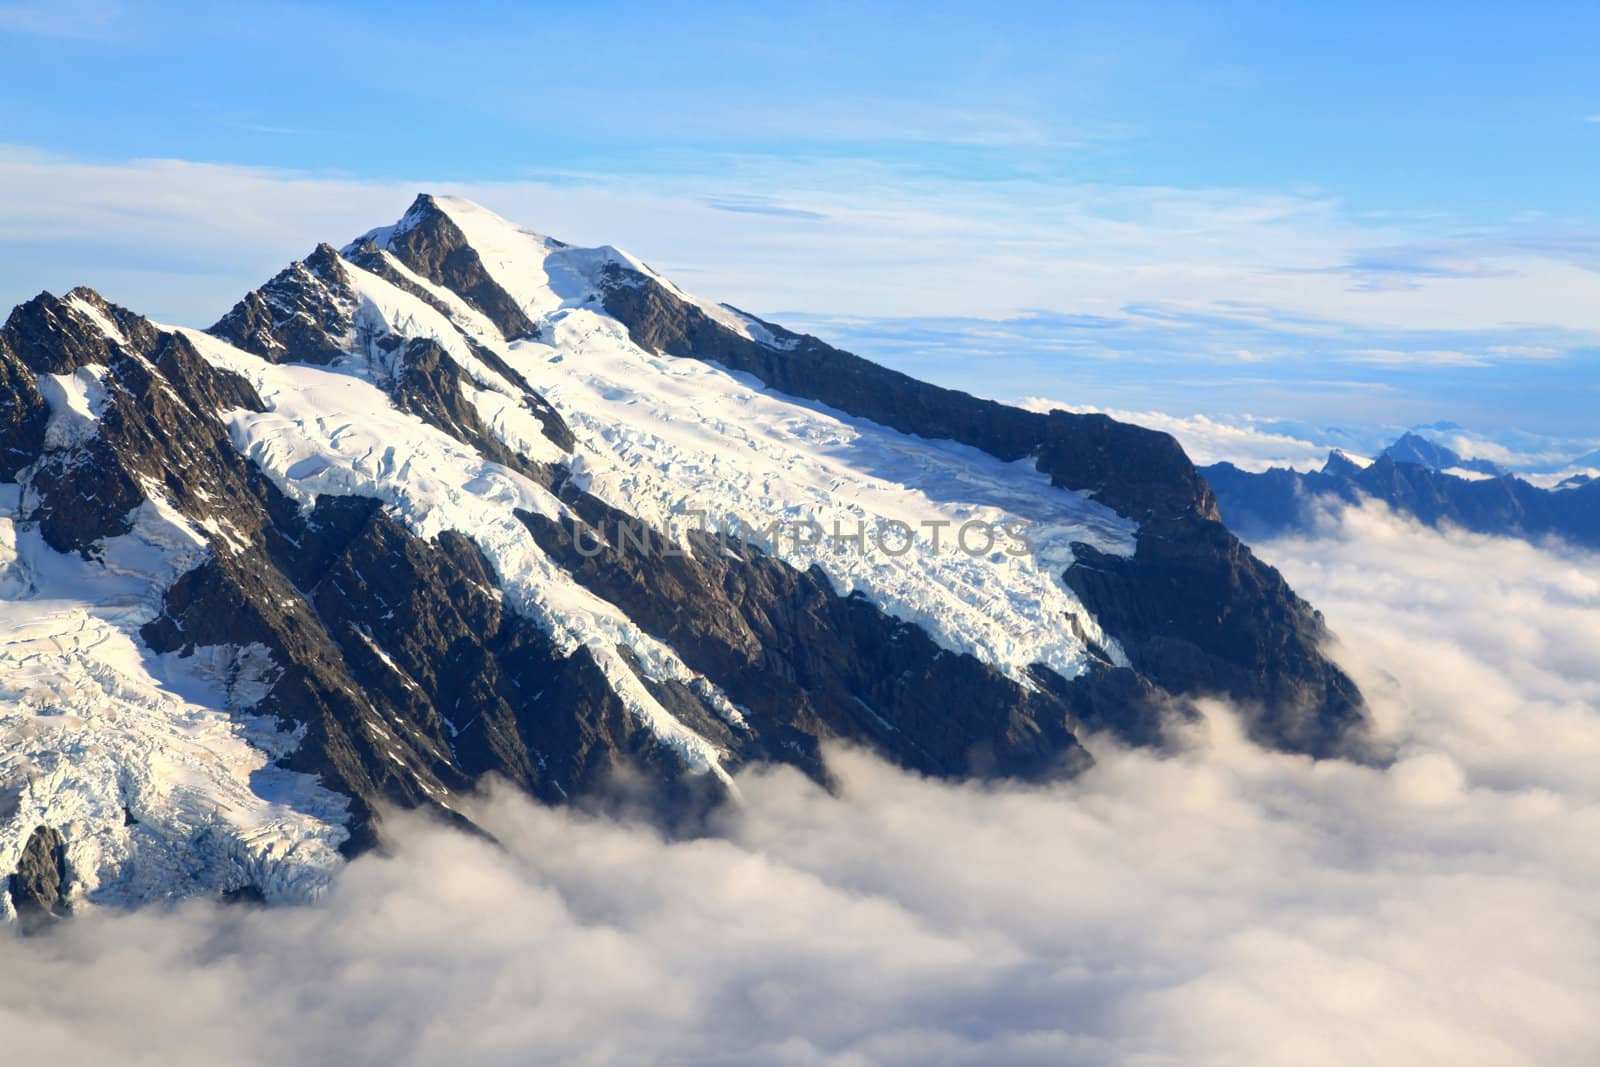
[{"x1": 1202, "y1": 431, "x2": 1600, "y2": 548}]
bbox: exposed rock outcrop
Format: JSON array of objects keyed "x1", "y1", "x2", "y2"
[
  {"x1": 8, "y1": 825, "x2": 69, "y2": 932},
  {"x1": 210, "y1": 244, "x2": 355, "y2": 365}
]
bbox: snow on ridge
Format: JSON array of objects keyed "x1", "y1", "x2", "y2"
[
  {"x1": 1330, "y1": 449, "x2": 1374, "y2": 469},
  {"x1": 36, "y1": 365, "x2": 109, "y2": 450},
  {"x1": 721, "y1": 306, "x2": 801, "y2": 350},
  {"x1": 500, "y1": 311, "x2": 1136, "y2": 681},
  {"x1": 367, "y1": 247, "x2": 507, "y2": 345},
  {"x1": 256, "y1": 248, "x2": 572, "y2": 474},
  {"x1": 423, "y1": 196, "x2": 774, "y2": 346},
  {"x1": 339, "y1": 255, "x2": 521, "y2": 399},
  {"x1": 413, "y1": 196, "x2": 606, "y2": 324},
  {"x1": 65, "y1": 292, "x2": 128, "y2": 346},
  {"x1": 179, "y1": 328, "x2": 741, "y2": 783},
  {"x1": 334, "y1": 195, "x2": 1140, "y2": 682}
]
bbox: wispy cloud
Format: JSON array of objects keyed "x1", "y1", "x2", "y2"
[
  {"x1": 1345, "y1": 347, "x2": 1494, "y2": 368},
  {"x1": 703, "y1": 195, "x2": 828, "y2": 221},
  {"x1": 4, "y1": 145, "x2": 1599, "y2": 433}
]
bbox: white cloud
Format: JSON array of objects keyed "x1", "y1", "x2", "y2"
[
  {"x1": 6, "y1": 145, "x2": 1600, "y2": 350},
  {"x1": 1345, "y1": 347, "x2": 1494, "y2": 368},
  {"x1": 5, "y1": 146, "x2": 1599, "y2": 437},
  {"x1": 3, "y1": 502, "x2": 1598, "y2": 1065},
  {"x1": 1432, "y1": 429, "x2": 1600, "y2": 474}
]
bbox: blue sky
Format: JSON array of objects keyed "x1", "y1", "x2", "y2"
[{"x1": 3, "y1": 0, "x2": 1598, "y2": 440}]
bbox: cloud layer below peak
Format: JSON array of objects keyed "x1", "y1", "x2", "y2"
[{"x1": 2, "y1": 502, "x2": 1598, "y2": 1066}]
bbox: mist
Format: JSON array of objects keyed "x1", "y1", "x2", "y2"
[{"x1": 2, "y1": 501, "x2": 1597, "y2": 1066}]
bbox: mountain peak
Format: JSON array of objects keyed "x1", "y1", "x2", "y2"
[
  {"x1": 361, "y1": 194, "x2": 542, "y2": 341},
  {"x1": 387, "y1": 192, "x2": 554, "y2": 248},
  {"x1": 1383, "y1": 430, "x2": 1505, "y2": 477},
  {"x1": 1321, "y1": 448, "x2": 1372, "y2": 477},
  {"x1": 1383, "y1": 431, "x2": 1462, "y2": 469},
  {"x1": 1, "y1": 194, "x2": 1373, "y2": 914},
  {"x1": 2, "y1": 286, "x2": 157, "y2": 374}
]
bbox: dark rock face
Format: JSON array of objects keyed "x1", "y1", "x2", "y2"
[
  {"x1": 519, "y1": 387, "x2": 576, "y2": 453},
  {"x1": 28, "y1": 433, "x2": 146, "y2": 552},
  {"x1": 8, "y1": 825, "x2": 70, "y2": 932},
  {"x1": 379, "y1": 335, "x2": 574, "y2": 458},
  {"x1": 2, "y1": 287, "x2": 158, "y2": 375},
  {"x1": 19, "y1": 299, "x2": 272, "y2": 556},
  {"x1": 143, "y1": 495, "x2": 730, "y2": 838},
  {"x1": 1063, "y1": 528, "x2": 1366, "y2": 757},
  {"x1": 299, "y1": 507, "x2": 715, "y2": 810},
  {"x1": 1028, "y1": 663, "x2": 1175, "y2": 750},
  {"x1": 518, "y1": 488, "x2": 1094, "y2": 782},
  {"x1": 598, "y1": 265, "x2": 1367, "y2": 758},
  {"x1": 385, "y1": 332, "x2": 573, "y2": 455},
  {"x1": 343, "y1": 236, "x2": 467, "y2": 321},
  {"x1": 1204, "y1": 452, "x2": 1600, "y2": 550},
  {"x1": 210, "y1": 244, "x2": 355, "y2": 365},
  {"x1": 379, "y1": 195, "x2": 538, "y2": 341},
  {"x1": 1033, "y1": 410, "x2": 1216, "y2": 524},
  {"x1": 0, "y1": 287, "x2": 161, "y2": 482},
  {"x1": 388, "y1": 337, "x2": 560, "y2": 483},
  {"x1": 0, "y1": 336, "x2": 48, "y2": 480}
]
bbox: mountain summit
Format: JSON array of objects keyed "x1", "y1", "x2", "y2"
[{"x1": 1, "y1": 195, "x2": 1367, "y2": 917}]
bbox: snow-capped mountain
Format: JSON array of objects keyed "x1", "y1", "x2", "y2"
[{"x1": 1, "y1": 195, "x2": 1367, "y2": 922}]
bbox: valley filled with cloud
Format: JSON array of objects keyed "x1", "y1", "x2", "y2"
[{"x1": 3, "y1": 502, "x2": 1595, "y2": 1067}]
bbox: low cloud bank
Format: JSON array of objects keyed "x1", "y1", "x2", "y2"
[{"x1": 2, "y1": 502, "x2": 1597, "y2": 1066}]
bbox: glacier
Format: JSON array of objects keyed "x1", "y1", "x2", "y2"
[{"x1": 0, "y1": 481, "x2": 348, "y2": 916}]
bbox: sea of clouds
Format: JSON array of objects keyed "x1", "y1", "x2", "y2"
[{"x1": 2, "y1": 501, "x2": 1597, "y2": 1066}]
